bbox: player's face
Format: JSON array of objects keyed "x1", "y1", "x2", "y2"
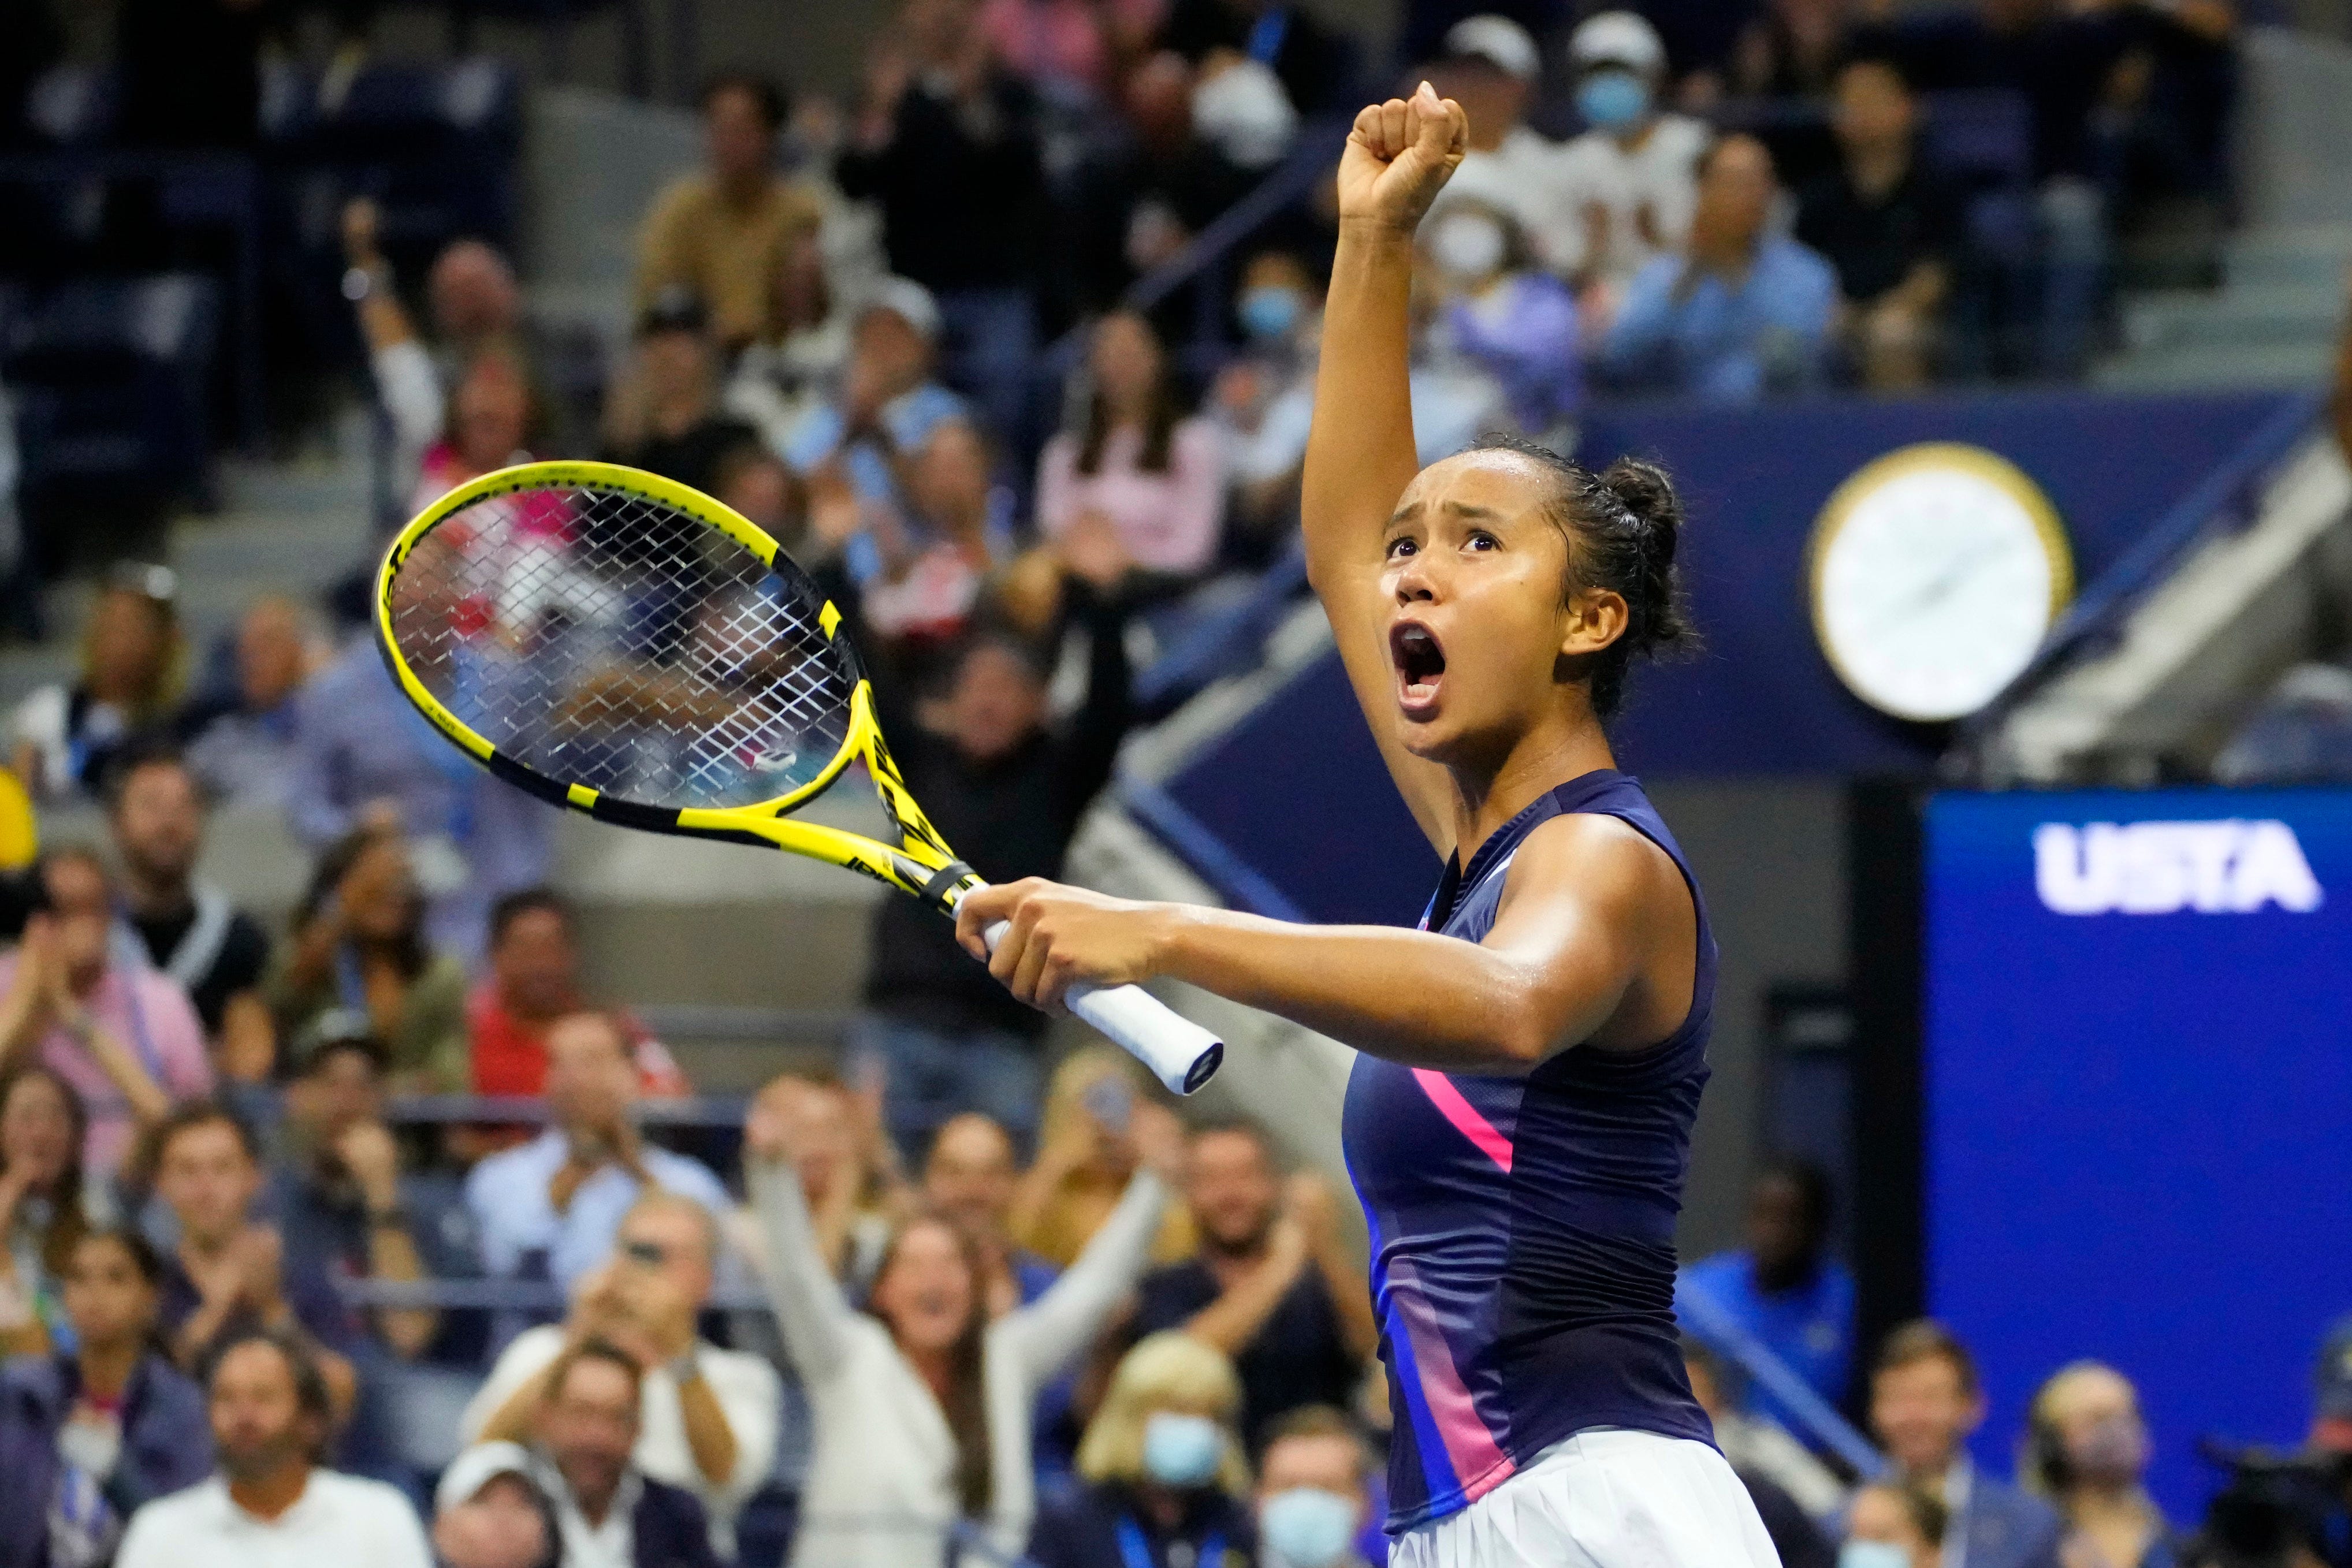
[
  {"x1": 872, "y1": 1219, "x2": 978, "y2": 1355},
  {"x1": 1380, "y1": 452, "x2": 1602, "y2": 768}
]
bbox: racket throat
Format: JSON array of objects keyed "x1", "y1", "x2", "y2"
[{"x1": 916, "y1": 857, "x2": 983, "y2": 917}]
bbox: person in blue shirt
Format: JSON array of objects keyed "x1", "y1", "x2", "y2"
[
  {"x1": 1602, "y1": 134, "x2": 1837, "y2": 403},
  {"x1": 1685, "y1": 1159, "x2": 1855, "y2": 1428}
]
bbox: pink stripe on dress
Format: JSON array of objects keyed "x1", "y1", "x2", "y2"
[
  {"x1": 1385, "y1": 1251, "x2": 1517, "y2": 1496},
  {"x1": 1412, "y1": 1068, "x2": 1514, "y2": 1174}
]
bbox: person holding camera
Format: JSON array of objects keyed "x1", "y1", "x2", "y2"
[{"x1": 460, "y1": 1189, "x2": 780, "y2": 1559}]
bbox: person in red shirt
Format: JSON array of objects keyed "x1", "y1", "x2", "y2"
[{"x1": 466, "y1": 890, "x2": 687, "y2": 1098}]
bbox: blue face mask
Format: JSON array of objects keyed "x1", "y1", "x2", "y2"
[
  {"x1": 1141, "y1": 1412, "x2": 1224, "y2": 1488},
  {"x1": 1238, "y1": 285, "x2": 1305, "y2": 341},
  {"x1": 1577, "y1": 69, "x2": 1651, "y2": 131},
  {"x1": 1260, "y1": 1487, "x2": 1359, "y2": 1567},
  {"x1": 1839, "y1": 1543, "x2": 1914, "y2": 1568}
]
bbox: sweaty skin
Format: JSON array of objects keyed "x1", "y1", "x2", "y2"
[{"x1": 955, "y1": 82, "x2": 1695, "y2": 1077}]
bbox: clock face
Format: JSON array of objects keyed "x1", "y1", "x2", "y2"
[{"x1": 1810, "y1": 444, "x2": 2074, "y2": 723}]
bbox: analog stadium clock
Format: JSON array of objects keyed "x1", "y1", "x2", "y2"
[{"x1": 1808, "y1": 442, "x2": 2075, "y2": 723}]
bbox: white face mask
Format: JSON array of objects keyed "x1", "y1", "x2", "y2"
[
  {"x1": 1839, "y1": 1542, "x2": 1913, "y2": 1568},
  {"x1": 1428, "y1": 211, "x2": 1508, "y2": 280}
]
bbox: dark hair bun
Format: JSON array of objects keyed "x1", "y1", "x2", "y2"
[{"x1": 1598, "y1": 457, "x2": 1697, "y2": 660}]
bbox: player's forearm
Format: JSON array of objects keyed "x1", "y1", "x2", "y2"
[
  {"x1": 1301, "y1": 220, "x2": 1420, "y2": 582},
  {"x1": 1152, "y1": 907, "x2": 1591, "y2": 1072}
]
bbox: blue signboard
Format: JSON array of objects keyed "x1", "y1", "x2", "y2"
[{"x1": 1924, "y1": 789, "x2": 2352, "y2": 1519}]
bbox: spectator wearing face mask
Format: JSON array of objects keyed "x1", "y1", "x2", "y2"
[
  {"x1": 174, "y1": 596, "x2": 322, "y2": 811},
  {"x1": 10, "y1": 566, "x2": 186, "y2": 805},
  {"x1": 1254, "y1": 1406, "x2": 1375, "y2": 1568},
  {"x1": 1211, "y1": 250, "x2": 1323, "y2": 560},
  {"x1": 1423, "y1": 17, "x2": 1575, "y2": 273},
  {"x1": 1603, "y1": 134, "x2": 1837, "y2": 401},
  {"x1": 1129, "y1": 1120, "x2": 1374, "y2": 1454},
  {"x1": 1419, "y1": 199, "x2": 1581, "y2": 444},
  {"x1": 1550, "y1": 12, "x2": 1713, "y2": 305},
  {"x1": 1030, "y1": 1331, "x2": 1258, "y2": 1568},
  {"x1": 2020, "y1": 1364, "x2": 2179, "y2": 1568},
  {"x1": 1844, "y1": 1481, "x2": 1951, "y2": 1568},
  {"x1": 0, "y1": 850, "x2": 208, "y2": 1178},
  {"x1": 0, "y1": 1226, "x2": 213, "y2": 1568},
  {"x1": 1870, "y1": 1321, "x2": 2064, "y2": 1568}
]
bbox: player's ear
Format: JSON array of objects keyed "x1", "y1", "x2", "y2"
[{"x1": 1559, "y1": 586, "x2": 1629, "y2": 660}]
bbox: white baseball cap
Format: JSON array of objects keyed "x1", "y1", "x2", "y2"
[
  {"x1": 1569, "y1": 10, "x2": 1666, "y2": 75},
  {"x1": 1443, "y1": 16, "x2": 1541, "y2": 84},
  {"x1": 435, "y1": 1441, "x2": 539, "y2": 1515},
  {"x1": 859, "y1": 275, "x2": 941, "y2": 342}
]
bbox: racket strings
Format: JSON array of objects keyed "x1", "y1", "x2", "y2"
[{"x1": 384, "y1": 484, "x2": 855, "y2": 811}]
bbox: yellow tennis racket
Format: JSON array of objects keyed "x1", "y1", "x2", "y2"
[{"x1": 373, "y1": 460, "x2": 1223, "y2": 1094}]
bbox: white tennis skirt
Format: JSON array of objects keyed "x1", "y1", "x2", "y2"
[{"x1": 1389, "y1": 1428, "x2": 1785, "y2": 1568}]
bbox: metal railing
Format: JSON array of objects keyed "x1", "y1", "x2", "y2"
[
  {"x1": 1958, "y1": 388, "x2": 2329, "y2": 772},
  {"x1": 1676, "y1": 1273, "x2": 1884, "y2": 1479}
]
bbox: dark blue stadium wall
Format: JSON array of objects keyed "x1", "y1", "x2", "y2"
[
  {"x1": 1159, "y1": 384, "x2": 2307, "y2": 927},
  {"x1": 1923, "y1": 788, "x2": 2352, "y2": 1521}
]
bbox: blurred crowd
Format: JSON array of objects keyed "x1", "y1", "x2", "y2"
[{"x1": 0, "y1": 1, "x2": 2337, "y2": 1566}]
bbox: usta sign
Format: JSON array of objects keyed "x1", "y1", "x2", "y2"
[{"x1": 2034, "y1": 820, "x2": 2324, "y2": 915}]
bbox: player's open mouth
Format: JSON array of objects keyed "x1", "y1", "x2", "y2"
[{"x1": 1391, "y1": 620, "x2": 1446, "y2": 714}]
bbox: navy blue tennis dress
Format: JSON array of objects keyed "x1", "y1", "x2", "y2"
[{"x1": 1340, "y1": 769, "x2": 1718, "y2": 1533}]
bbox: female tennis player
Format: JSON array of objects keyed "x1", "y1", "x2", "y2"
[{"x1": 957, "y1": 82, "x2": 1778, "y2": 1568}]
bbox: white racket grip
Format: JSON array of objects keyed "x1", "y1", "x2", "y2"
[{"x1": 980, "y1": 918, "x2": 1225, "y2": 1095}]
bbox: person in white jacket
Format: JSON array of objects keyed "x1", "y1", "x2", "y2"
[{"x1": 743, "y1": 1077, "x2": 1184, "y2": 1568}]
